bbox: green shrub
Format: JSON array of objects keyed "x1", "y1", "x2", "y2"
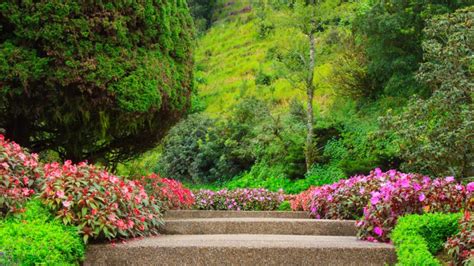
[
  {"x1": 391, "y1": 212, "x2": 462, "y2": 266},
  {"x1": 278, "y1": 201, "x2": 291, "y2": 211},
  {"x1": 289, "y1": 164, "x2": 346, "y2": 194},
  {"x1": 0, "y1": 200, "x2": 85, "y2": 265},
  {"x1": 225, "y1": 163, "x2": 292, "y2": 192}
]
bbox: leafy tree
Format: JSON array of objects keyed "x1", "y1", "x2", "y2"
[
  {"x1": 382, "y1": 6, "x2": 473, "y2": 178},
  {"x1": 355, "y1": 0, "x2": 471, "y2": 98},
  {"x1": 0, "y1": 1, "x2": 194, "y2": 167},
  {"x1": 272, "y1": 0, "x2": 340, "y2": 171}
]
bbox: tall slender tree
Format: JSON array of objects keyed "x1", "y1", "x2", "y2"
[{"x1": 273, "y1": 0, "x2": 337, "y2": 171}]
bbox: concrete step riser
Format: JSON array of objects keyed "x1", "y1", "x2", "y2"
[
  {"x1": 164, "y1": 210, "x2": 310, "y2": 219},
  {"x1": 160, "y1": 219, "x2": 357, "y2": 236},
  {"x1": 85, "y1": 245, "x2": 396, "y2": 266}
]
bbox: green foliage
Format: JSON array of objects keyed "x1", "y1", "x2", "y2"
[
  {"x1": 354, "y1": 0, "x2": 470, "y2": 98},
  {"x1": 0, "y1": 1, "x2": 194, "y2": 165},
  {"x1": 382, "y1": 7, "x2": 474, "y2": 178},
  {"x1": 158, "y1": 110, "x2": 256, "y2": 184},
  {"x1": 225, "y1": 163, "x2": 292, "y2": 192},
  {"x1": 278, "y1": 200, "x2": 291, "y2": 211},
  {"x1": 187, "y1": 0, "x2": 216, "y2": 33},
  {"x1": 224, "y1": 162, "x2": 345, "y2": 194},
  {"x1": 391, "y1": 212, "x2": 462, "y2": 266},
  {"x1": 0, "y1": 200, "x2": 85, "y2": 265}
]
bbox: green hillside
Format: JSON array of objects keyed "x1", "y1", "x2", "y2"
[{"x1": 195, "y1": 0, "x2": 354, "y2": 115}]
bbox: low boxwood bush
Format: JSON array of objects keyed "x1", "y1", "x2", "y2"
[
  {"x1": 193, "y1": 188, "x2": 284, "y2": 211},
  {"x1": 391, "y1": 213, "x2": 462, "y2": 266},
  {"x1": 278, "y1": 201, "x2": 291, "y2": 211},
  {"x1": 0, "y1": 200, "x2": 84, "y2": 265}
]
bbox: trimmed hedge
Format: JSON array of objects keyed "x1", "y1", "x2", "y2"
[
  {"x1": 391, "y1": 212, "x2": 461, "y2": 266},
  {"x1": 0, "y1": 200, "x2": 85, "y2": 265}
]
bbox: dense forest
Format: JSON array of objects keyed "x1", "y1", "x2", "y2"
[{"x1": 1, "y1": 0, "x2": 472, "y2": 193}]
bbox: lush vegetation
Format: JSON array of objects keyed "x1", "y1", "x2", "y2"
[
  {"x1": 1, "y1": 0, "x2": 473, "y2": 264},
  {"x1": 391, "y1": 213, "x2": 462, "y2": 266},
  {"x1": 291, "y1": 168, "x2": 473, "y2": 242},
  {"x1": 0, "y1": 1, "x2": 194, "y2": 166},
  {"x1": 144, "y1": 0, "x2": 473, "y2": 194},
  {"x1": 0, "y1": 200, "x2": 84, "y2": 265}
]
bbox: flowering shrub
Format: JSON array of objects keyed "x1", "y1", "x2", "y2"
[
  {"x1": 40, "y1": 161, "x2": 162, "y2": 242},
  {"x1": 193, "y1": 188, "x2": 285, "y2": 211},
  {"x1": 0, "y1": 135, "x2": 43, "y2": 216},
  {"x1": 140, "y1": 174, "x2": 194, "y2": 210},
  {"x1": 307, "y1": 168, "x2": 393, "y2": 219},
  {"x1": 290, "y1": 188, "x2": 313, "y2": 211},
  {"x1": 296, "y1": 168, "x2": 473, "y2": 243},
  {"x1": 446, "y1": 211, "x2": 474, "y2": 265},
  {"x1": 357, "y1": 173, "x2": 472, "y2": 242}
]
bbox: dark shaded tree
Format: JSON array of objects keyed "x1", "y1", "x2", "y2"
[
  {"x1": 382, "y1": 6, "x2": 473, "y2": 178},
  {"x1": 355, "y1": 0, "x2": 471, "y2": 98},
  {"x1": 187, "y1": 0, "x2": 215, "y2": 33},
  {"x1": 0, "y1": 1, "x2": 194, "y2": 167}
]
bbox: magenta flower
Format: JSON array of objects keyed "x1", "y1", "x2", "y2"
[
  {"x1": 374, "y1": 227, "x2": 383, "y2": 237},
  {"x1": 413, "y1": 183, "x2": 422, "y2": 191},
  {"x1": 445, "y1": 176, "x2": 455, "y2": 183},
  {"x1": 467, "y1": 182, "x2": 474, "y2": 193},
  {"x1": 419, "y1": 193, "x2": 426, "y2": 202}
]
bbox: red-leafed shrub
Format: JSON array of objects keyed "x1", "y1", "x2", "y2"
[
  {"x1": 356, "y1": 174, "x2": 471, "y2": 242},
  {"x1": 0, "y1": 135, "x2": 43, "y2": 216},
  {"x1": 40, "y1": 161, "x2": 162, "y2": 242},
  {"x1": 290, "y1": 188, "x2": 313, "y2": 211},
  {"x1": 446, "y1": 211, "x2": 474, "y2": 265},
  {"x1": 140, "y1": 174, "x2": 194, "y2": 210}
]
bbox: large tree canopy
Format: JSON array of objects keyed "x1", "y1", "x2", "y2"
[
  {"x1": 355, "y1": 0, "x2": 471, "y2": 99},
  {"x1": 0, "y1": 1, "x2": 194, "y2": 166}
]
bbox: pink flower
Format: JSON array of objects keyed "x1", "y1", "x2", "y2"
[
  {"x1": 418, "y1": 193, "x2": 426, "y2": 202},
  {"x1": 370, "y1": 192, "x2": 381, "y2": 205},
  {"x1": 374, "y1": 227, "x2": 383, "y2": 237},
  {"x1": 467, "y1": 182, "x2": 474, "y2": 193},
  {"x1": 62, "y1": 200, "x2": 71, "y2": 208},
  {"x1": 445, "y1": 176, "x2": 455, "y2": 183},
  {"x1": 55, "y1": 190, "x2": 65, "y2": 198},
  {"x1": 413, "y1": 183, "x2": 422, "y2": 192}
]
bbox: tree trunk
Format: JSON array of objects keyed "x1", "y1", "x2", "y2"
[{"x1": 305, "y1": 31, "x2": 316, "y2": 172}]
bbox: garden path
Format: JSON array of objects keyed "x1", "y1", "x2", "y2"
[{"x1": 85, "y1": 210, "x2": 396, "y2": 265}]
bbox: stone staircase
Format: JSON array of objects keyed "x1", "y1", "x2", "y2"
[{"x1": 85, "y1": 210, "x2": 396, "y2": 265}]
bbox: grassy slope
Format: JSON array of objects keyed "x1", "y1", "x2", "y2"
[{"x1": 195, "y1": 0, "x2": 339, "y2": 115}]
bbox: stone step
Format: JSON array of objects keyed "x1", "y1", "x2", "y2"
[
  {"x1": 161, "y1": 218, "x2": 357, "y2": 236},
  {"x1": 85, "y1": 234, "x2": 396, "y2": 265},
  {"x1": 164, "y1": 210, "x2": 310, "y2": 219}
]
